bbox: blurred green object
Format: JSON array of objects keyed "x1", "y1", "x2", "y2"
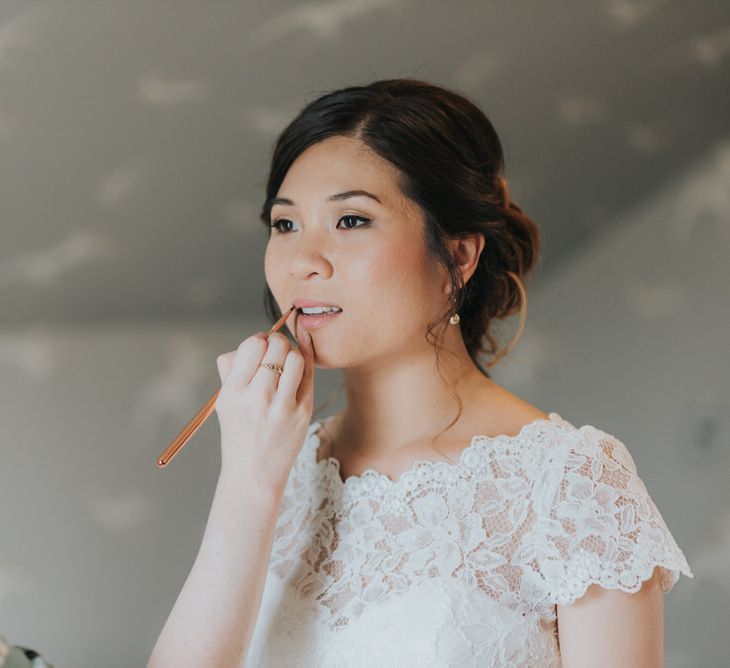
[{"x1": 0, "y1": 635, "x2": 54, "y2": 668}]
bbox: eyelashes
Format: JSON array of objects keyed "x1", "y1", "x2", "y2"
[{"x1": 269, "y1": 215, "x2": 371, "y2": 234}]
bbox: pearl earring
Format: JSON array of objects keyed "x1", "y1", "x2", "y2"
[{"x1": 449, "y1": 293, "x2": 460, "y2": 325}]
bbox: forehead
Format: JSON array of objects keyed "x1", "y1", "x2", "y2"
[
  {"x1": 285, "y1": 135, "x2": 391, "y2": 179},
  {"x1": 274, "y1": 136, "x2": 415, "y2": 216}
]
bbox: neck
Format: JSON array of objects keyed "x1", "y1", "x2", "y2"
[{"x1": 336, "y1": 325, "x2": 491, "y2": 457}]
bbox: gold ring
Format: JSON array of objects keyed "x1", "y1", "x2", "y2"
[{"x1": 259, "y1": 363, "x2": 283, "y2": 375}]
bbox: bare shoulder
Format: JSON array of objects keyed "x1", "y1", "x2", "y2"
[
  {"x1": 463, "y1": 379, "x2": 550, "y2": 437},
  {"x1": 427, "y1": 380, "x2": 550, "y2": 461},
  {"x1": 317, "y1": 380, "x2": 550, "y2": 474}
]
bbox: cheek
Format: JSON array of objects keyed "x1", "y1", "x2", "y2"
[
  {"x1": 263, "y1": 245, "x2": 287, "y2": 311},
  {"x1": 370, "y1": 226, "x2": 422, "y2": 277},
  {"x1": 357, "y1": 243, "x2": 434, "y2": 319},
  {"x1": 357, "y1": 244, "x2": 415, "y2": 295}
]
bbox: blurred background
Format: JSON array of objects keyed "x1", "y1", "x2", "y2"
[{"x1": 1, "y1": 1, "x2": 728, "y2": 666}]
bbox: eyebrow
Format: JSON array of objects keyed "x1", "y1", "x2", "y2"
[{"x1": 268, "y1": 190, "x2": 383, "y2": 209}]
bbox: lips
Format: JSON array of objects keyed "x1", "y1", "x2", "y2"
[
  {"x1": 293, "y1": 299, "x2": 342, "y2": 314},
  {"x1": 295, "y1": 307, "x2": 343, "y2": 331}
]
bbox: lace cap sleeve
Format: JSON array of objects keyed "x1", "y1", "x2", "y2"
[{"x1": 534, "y1": 425, "x2": 694, "y2": 607}]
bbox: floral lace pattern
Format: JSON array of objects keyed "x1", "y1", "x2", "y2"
[{"x1": 244, "y1": 413, "x2": 693, "y2": 667}]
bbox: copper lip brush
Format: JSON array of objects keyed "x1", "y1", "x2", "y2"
[{"x1": 156, "y1": 304, "x2": 298, "y2": 468}]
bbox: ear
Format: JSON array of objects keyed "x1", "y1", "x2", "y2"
[{"x1": 444, "y1": 233, "x2": 485, "y2": 296}]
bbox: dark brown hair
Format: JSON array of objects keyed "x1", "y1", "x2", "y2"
[{"x1": 258, "y1": 79, "x2": 541, "y2": 448}]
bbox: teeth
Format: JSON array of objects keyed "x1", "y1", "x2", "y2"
[{"x1": 300, "y1": 306, "x2": 341, "y2": 315}]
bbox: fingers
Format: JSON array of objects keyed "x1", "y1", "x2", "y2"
[
  {"x1": 216, "y1": 351, "x2": 235, "y2": 383},
  {"x1": 249, "y1": 332, "x2": 290, "y2": 392},
  {"x1": 216, "y1": 327, "x2": 313, "y2": 407},
  {"x1": 275, "y1": 347, "x2": 306, "y2": 405},
  {"x1": 294, "y1": 328, "x2": 314, "y2": 405},
  {"x1": 222, "y1": 333, "x2": 269, "y2": 388}
]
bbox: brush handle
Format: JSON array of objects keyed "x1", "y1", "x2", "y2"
[
  {"x1": 155, "y1": 305, "x2": 297, "y2": 469},
  {"x1": 156, "y1": 387, "x2": 221, "y2": 467}
]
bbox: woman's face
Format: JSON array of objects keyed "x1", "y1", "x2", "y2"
[{"x1": 265, "y1": 135, "x2": 450, "y2": 369}]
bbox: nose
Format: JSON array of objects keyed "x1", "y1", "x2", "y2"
[{"x1": 287, "y1": 229, "x2": 334, "y2": 279}]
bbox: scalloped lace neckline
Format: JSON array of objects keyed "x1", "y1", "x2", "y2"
[{"x1": 307, "y1": 411, "x2": 568, "y2": 489}]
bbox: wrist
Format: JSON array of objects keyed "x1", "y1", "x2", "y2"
[{"x1": 216, "y1": 466, "x2": 286, "y2": 508}]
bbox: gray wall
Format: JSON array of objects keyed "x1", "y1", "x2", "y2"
[
  {"x1": 2, "y1": 1, "x2": 729, "y2": 665},
  {"x1": 1, "y1": 138, "x2": 727, "y2": 667}
]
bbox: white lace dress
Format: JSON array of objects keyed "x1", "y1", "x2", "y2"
[{"x1": 243, "y1": 412, "x2": 693, "y2": 667}]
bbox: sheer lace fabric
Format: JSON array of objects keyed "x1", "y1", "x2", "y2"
[{"x1": 244, "y1": 412, "x2": 693, "y2": 667}]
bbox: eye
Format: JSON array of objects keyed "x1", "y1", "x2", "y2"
[
  {"x1": 338, "y1": 214, "x2": 371, "y2": 230},
  {"x1": 269, "y1": 219, "x2": 294, "y2": 234},
  {"x1": 269, "y1": 215, "x2": 371, "y2": 234}
]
